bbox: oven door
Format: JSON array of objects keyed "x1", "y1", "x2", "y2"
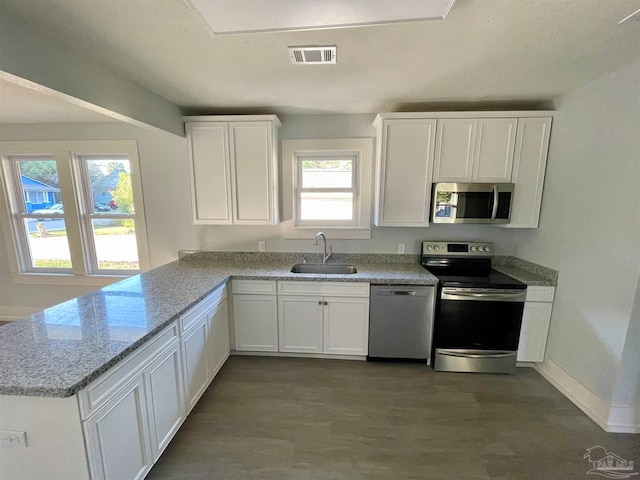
[
  {"x1": 432, "y1": 183, "x2": 514, "y2": 224},
  {"x1": 433, "y1": 287, "x2": 526, "y2": 373}
]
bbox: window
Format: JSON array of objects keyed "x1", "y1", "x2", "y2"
[
  {"x1": 295, "y1": 155, "x2": 357, "y2": 226},
  {"x1": 282, "y1": 138, "x2": 373, "y2": 239},
  {"x1": 0, "y1": 140, "x2": 149, "y2": 283}
]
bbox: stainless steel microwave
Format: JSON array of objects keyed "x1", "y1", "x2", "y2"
[{"x1": 432, "y1": 183, "x2": 514, "y2": 224}]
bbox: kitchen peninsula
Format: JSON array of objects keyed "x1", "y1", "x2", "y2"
[{"x1": 0, "y1": 251, "x2": 554, "y2": 480}]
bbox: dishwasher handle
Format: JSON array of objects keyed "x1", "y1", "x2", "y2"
[{"x1": 375, "y1": 287, "x2": 431, "y2": 297}]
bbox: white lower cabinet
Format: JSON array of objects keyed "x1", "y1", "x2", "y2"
[
  {"x1": 209, "y1": 301, "x2": 230, "y2": 377},
  {"x1": 276, "y1": 282, "x2": 370, "y2": 357},
  {"x1": 517, "y1": 286, "x2": 555, "y2": 362},
  {"x1": 144, "y1": 341, "x2": 186, "y2": 459},
  {"x1": 232, "y1": 280, "x2": 279, "y2": 352},
  {"x1": 278, "y1": 296, "x2": 323, "y2": 353},
  {"x1": 85, "y1": 373, "x2": 153, "y2": 480},
  {"x1": 323, "y1": 296, "x2": 369, "y2": 355},
  {"x1": 182, "y1": 314, "x2": 210, "y2": 412}
]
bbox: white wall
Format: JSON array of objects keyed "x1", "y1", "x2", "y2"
[{"x1": 511, "y1": 60, "x2": 640, "y2": 410}]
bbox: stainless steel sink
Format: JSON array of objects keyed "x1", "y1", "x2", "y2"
[{"x1": 290, "y1": 264, "x2": 358, "y2": 274}]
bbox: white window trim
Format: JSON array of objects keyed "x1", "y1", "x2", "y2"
[
  {"x1": 281, "y1": 138, "x2": 373, "y2": 240},
  {"x1": 294, "y1": 153, "x2": 359, "y2": 228},
  {"x1": 0, "y1": 140, "x2": 150, "y2": 281}
]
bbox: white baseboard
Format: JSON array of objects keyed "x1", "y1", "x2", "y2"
[
  {"x1": 608, "y1": 405, "x2": 640, "y2": 433},
  {"x1": 534, "y1": 359, "x2": 640, "y2": 434},
  {"x1": 231, "y1": 350, "x2": 366, "y2": 361},
  {"x1": 0, "y1": 306, "x2": 39, "y2": 321}
]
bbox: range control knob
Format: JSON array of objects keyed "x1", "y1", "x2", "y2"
[
  {"x1": 470, "y1": 246, "x2": 476, "y2": 252},
  {"x1": 426, "y1": 245, "x2": 433, "y2": 251},
  {"x1": 485, "y1": 246, "x2": 491, "y2": 252},
  {"x1": 434, "y1": 245, "x2": 440, "y2": 251}
]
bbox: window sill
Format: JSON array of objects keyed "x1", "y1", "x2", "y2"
[
  {"x1": 281, "y1": 221, "x2": 371, "y2": 240},
  {"x1": 10, "y1": 273, "x2": 130, "y2": 287}
]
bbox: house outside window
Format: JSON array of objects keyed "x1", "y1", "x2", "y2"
[{"x1": 0, "y1": 140, "x2": 150, "y2": 285}]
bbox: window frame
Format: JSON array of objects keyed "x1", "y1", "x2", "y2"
[
  {"x1": 0, "y1": 140, "x2": 150, "y2": 284},
  {"x1": 294, "y1": 153, "x2": 359, "y2": 228},
  {"x1": 281, "y1": 138, "x2": 373, "y2": 240}
]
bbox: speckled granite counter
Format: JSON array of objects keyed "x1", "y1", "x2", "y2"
[
  {"x1": 0, "y1": 252, "x2": 438, "y2": 398},
  {"x1": 492, "y1": 256, "x2": 558, "y2": 286}
]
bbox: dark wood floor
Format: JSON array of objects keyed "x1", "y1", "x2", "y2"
[{"x1": 147, "y1": 356, "x2": 639, "y2": 480}]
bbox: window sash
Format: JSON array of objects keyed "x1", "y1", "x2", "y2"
[
  {"x1": 0, "y1": 140, "x2": 149, "y2": 278},
  {"x1": 3, "y1": 156, "x2": 71, "y2": 273},
  {"x1": 294, "y1": 154, "x2": 359, "y2": 227}
]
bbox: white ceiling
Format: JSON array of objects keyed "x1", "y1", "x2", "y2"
[{"x1": 1, "y1": 0, "x2": 639, "y2": 118}]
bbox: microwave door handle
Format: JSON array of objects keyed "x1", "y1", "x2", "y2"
[{"x1": 490, "y1": 185, "x2": 499, "y2": 221}]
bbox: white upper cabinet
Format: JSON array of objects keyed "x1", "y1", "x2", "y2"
[
  {"x1": 433, "y1": 118, "x2": 517, "y2": 183},
  {"x1": 186, "y1": 122, "x2": 232, "y2": 224},
  {"x1": 433, "y1": 118, "x2": 476, "y2": 182},
  {"x1": 472, "y1": 118, "x2": 517, "y2": 182},
  {"x1": 185, "y1": 115, "x2": 281, "y2": 225},
  {"x1": 504, "y1": 117, "x2": 552, "y2": 228},
  {"x1": 374, "y1": 118, "x2": 436, "y2": 227}
]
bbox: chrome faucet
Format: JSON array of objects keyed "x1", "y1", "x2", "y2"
[{"x1": 313, "y1": 232, "x2": 332, "y2": 264}]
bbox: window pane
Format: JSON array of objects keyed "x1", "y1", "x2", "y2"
[
  {"x1": 300, "y1": 192, "x2": 353, "y2": 220},
  {"x1": 25, "y1": 218, "x2": 72, "y2": 269},
  {"x1": 17, "y1": 159, "x2": 62, "y2": 214},
  {"x1": 301, "y1": 159, "x2": 353, "y2": 188},
  {"x1": 82, "y1": 158, "x2": 134, "y2": 215},
  {"x1": 92, "y1": 219, "x2": 139, "y2": 271}
]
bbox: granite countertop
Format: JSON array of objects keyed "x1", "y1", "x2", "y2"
[
  {"x1": 0, "y1": 252, "x2": 438, "y2": 398},
  {"x1": 492, "y1": 256, "x2": 558, "y2": 287}
]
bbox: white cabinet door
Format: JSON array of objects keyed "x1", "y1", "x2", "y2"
[
  {"x1": 209, "y1": 301, "x2": 230, "y2": 378},
  {"x1": 229, "y1": 121, "x2": 278, "y2": 225},
  {"x1": 186, "y1": 122, "x2": 233, "y2": 224},
  {"x1": 85, "y1": 374, "x2": 153, "y2": 480},
  {"x1": 517, "y1": 302, "x2": 553, "y2": 362},
  {"x1": 374, "y1": 118, "x2": 436, "y2": 227},
  {"x1": 472, "y1": 118, "x2": 517, "y2": 182},
  {"x1": 181, "y1": 315, "x2": 210, "y2": 412},
  {"x1": 278, "y1": 295, "x2": 323, "y2": 353},
  {"x1": 144, "y1": 341, "x2": 185, "y2": 460},
  {"x1": 433, "y1": 119, "x2": 476, "y2": 182},
  {"x1": 323, "y1": 296, "x2": 369, "y2": 356},
  {"x1": 505, "y1": 117, "x2": 552, "y2": 228},
  {"x1": 233, "y1": 294, "x2": 279, "y2": 352}
]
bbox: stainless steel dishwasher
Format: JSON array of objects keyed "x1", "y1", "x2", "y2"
[{"x1": 368, "y1": 285, "x2": 436, "y2": 362}]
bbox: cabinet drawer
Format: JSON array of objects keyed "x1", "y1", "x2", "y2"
[
  {"x1": 525, "y1": 286, "x2": 555, "y2": 302},
  {"x1": 277, "y1": 281, "x2": 369, "y2": 297},
  {"x1": 232, "y1": 279, "x2": 277, "y2": 295},
  {"x1": 180, "y1": 284, "x2": 227, "y2": 333},
  {"x1": 79, "y1": 322, "x2": 179, "y2": 420}
]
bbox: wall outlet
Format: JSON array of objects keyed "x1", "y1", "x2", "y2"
[
  {"x1": 397, "y1": 243, "x2": 405, "y2": 254},
  {"x1": 1, "y1": 429, "x2": 27, "y2": 448},
  {"x1": 258, "y1": 240, "x2": 266, "y2": 252}
]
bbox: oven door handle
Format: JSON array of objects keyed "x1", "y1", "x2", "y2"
[
  {"x1": 490, "y1": 184, "x2": 499, "y2": 221},
  {"x1": 438, "y1": 350, "x2": 516, "y2": 359},
  {"x1": 441, "y1": 288, "x2": 526, "y2": 302}
]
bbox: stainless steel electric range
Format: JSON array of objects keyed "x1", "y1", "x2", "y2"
[{"x1": 421, "y1": 241, "x2": 527, "y2": 374}]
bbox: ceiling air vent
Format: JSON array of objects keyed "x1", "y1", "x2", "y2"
[{"x1": 288, "y1": 46, "x2": 336, "y2": 64}]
